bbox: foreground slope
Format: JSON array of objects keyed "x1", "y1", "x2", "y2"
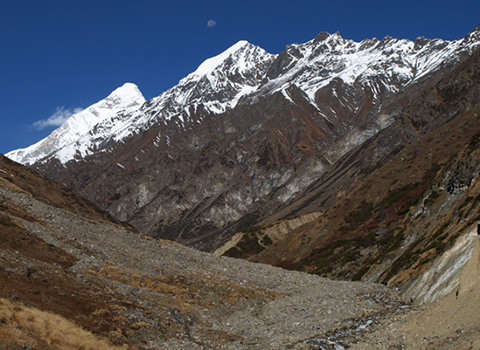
[{"x1": 0, "y1": 154, "x2": 404, "y2": 349}]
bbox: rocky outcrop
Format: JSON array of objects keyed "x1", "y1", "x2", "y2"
[{"x1": 408, "y1": 228, "x2": 480, "y2": 304}]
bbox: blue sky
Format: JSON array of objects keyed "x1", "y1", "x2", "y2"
[{"x1": 1, "y1": 0, "x2": 479, "y2": 154}]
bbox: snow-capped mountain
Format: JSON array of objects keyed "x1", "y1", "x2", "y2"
[
  {"x1": 255, "y1": 32, "x2": 469, "y2": 100},
  {"x1": 7, "y1": 83, "x2": 145, "y2": 165},
  {"x1": 90, "y1": 40, "x2": 276, "y2": 144},
  {"x1": 7, "y1": 41, "x2": 274, "y2": 165},
  {"x1": 7, "y1": 28, "x2": 479, "y2": 166},
  {"x1": 6, "y1": 26, "x2": 480, "y2": 251}
]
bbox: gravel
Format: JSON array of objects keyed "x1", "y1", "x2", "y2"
[{"x1": 1, "y1": 185, "x2": 408, "y2": 349}]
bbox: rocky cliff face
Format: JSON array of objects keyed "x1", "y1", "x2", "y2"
[{"x1": 8, "y1": 27, "x2": 480, "y2": 252}]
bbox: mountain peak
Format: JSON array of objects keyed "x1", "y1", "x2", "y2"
[
  {"x1": 190, "y1": 40, "x2": 252, "y2": 77},
  {"x1": 313, "y1": 31, "x2": 332, "y2": 42},
  {"x1": 6, "y1": 83, "x2": 146, "y2": 165},
  {"x1": 463, "y1": 24, "x2": 480, "y2": 43},
  {"x1": 106, "y1": 82, "x2": 145, "y2": 105},
  {"x1": 113, "y1": 82, "x2": 142, "y2": 94},
  {"x1": 312, "y1": 31, "x2": 344, "y2": 44}
]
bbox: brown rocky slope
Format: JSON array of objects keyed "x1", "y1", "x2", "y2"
[
  {"x1": 248, "y1": 48, "x2": 480, "y2": 290},
  {"x1": 3, "y1": 154, "x2": 480, "y2": 349},
  {"x1": 1, "y1": 154, "x2": 408, "y2": 349}
]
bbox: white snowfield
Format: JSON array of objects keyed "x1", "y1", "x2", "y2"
[{"x1": 7, "y1": 28, "x2": 480, "y2": 166}]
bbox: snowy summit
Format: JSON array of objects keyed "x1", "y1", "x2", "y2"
[{"x1": 7, "y1": 83, "x2": 145, "y2": 165}]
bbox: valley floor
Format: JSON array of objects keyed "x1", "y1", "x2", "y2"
[{"x1": 0, "y1": 181, "x2": 405, "y2": 349}]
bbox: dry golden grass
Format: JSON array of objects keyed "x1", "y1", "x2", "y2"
[
  {"x1": 89, "y1": 263, "x2": 188, "y2": 296},
  {"x1": 0, "y1": 298, "x2": 126, "y2": 350},
  {"x1": 92, "y1": 263, "x2": 280, "y2": 305},
  {"x1": 131, "y1": 321, "x2": 153, "y2": 329}
]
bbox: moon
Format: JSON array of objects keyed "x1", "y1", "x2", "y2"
[{"x1": 207, "y1": 19, "x2": 216, "y2": 28}]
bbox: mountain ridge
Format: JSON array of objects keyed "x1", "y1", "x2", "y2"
[{"x1": 7, "y1": 27, "x2": 480, "y2": 167}]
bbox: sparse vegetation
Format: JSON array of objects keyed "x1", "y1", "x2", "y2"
[
  {"x1": 224, "y1": 246, "x2": 244, "y2": 258},
  {"x1": 0, "y1": 215, "x2": 16, "y2": 227},
  {"x1": 236, "y1": 212, "x2": 260, "y2": 232},
  {"x1": 224, "y1": 231, "x2": 265, "y2": 258},
  {"x1": 261, "y1": 234, "x2": 273, "y2": 246},
  {"x1": 0, "y1": 298, "x2": 125, "y2": 350},
  {"x1": 424, "y1": 190, "x2": 440, "y2": 206},
  {"x1": 344, "y1": 200, "x2": 375, "y2": 226},
  {"x1": 237, "y1": 232, "x2": 264, "y2": 254},
  {"x1": 352, "y1": 266, "x2": 370, "y2": 281},
  {"x1": 467, "y1": 130, "x2": 480, "y2": 151}
]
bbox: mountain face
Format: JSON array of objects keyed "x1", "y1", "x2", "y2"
[
  {"x1": 249, "y1": 47, "x2": 480, "y2": 291},
  {"x1": 6, "y1": 27, "x2": 480, "y2": 255}
]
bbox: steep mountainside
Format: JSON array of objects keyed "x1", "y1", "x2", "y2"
[
  {"x1": 244, "y1": 47, "x2": 480, "y2": 294},
  {"x1": 7, "y1": 26, "x2": 480, "y2": 251},
  {"x1": 2, "y1": 154, "x2": 480, "y2": 349}
]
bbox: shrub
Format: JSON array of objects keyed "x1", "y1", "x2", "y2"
[
  {"x1": 261, "y1": 235, "x2": 273, "y2": 246},
  {"x1": 345, "y1": 201, "x2": 375, "y2": 225}
]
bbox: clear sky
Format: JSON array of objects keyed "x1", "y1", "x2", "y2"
[{"x1": 1, "y1": 0, "x2": 479, "y2": 154}]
